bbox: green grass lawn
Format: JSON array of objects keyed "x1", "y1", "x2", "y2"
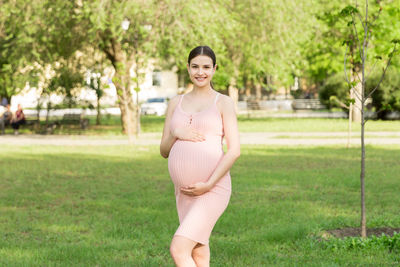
[
  {"x1": 7, "y1": 115, "x2": 397, "y2": 136},
  {"x1": 236, "y1": 117, "x2": 400, "y2": 133},
  {"x1": 128, "y1": 116, "x2": 400, "y2": 133},
  {"x1": 1, "y1": 144, "x2": 399, "y2": 266},
  {"x1": 139, "y1": 116, "x2": 399, "y2": 133}
]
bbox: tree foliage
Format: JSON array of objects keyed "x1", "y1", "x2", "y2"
[
  {"x1": 319, "y1": 73, "x2": 350, "y2": 109},
  {"x1": 367, "y1": 68, "x2": 400, "y2": 117},
  {"x1": 0, "y1": 0, "x2": 43, "y2": 102},
  {"x1": 1, "y1": 0, "x2": 399, "y2": 135}
]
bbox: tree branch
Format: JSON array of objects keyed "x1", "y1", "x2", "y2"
[
  {"x1": 332, "y1": 97, "x2": 350, "y2": 110},
  {"x1": 356, "y1": 70, "x2": 363, "y2": 84},
  {"x1": 366, "y1": 59, "x2": 378, "y2": 81},
  {"x1": 366, "y1": 44, "x2": 397, "y2": 99},
  {"x1": 351, "y1": 86, "x2": 363, "y2": 102},
  {"x1": 365, "y1": 105, "x2": 385, "y2": 122},
  {"x1": 99, "y1": 31, "x2": 117, "y2": 67},
  {"x1": 352, "y1": 102, "x2": 363, "y2": 112}
]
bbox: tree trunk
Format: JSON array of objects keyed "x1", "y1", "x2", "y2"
[
  {"x1": 134, "y1": 60, "x2": 141, "y2": 136},
  {"x1": 96, "y1": 97, "x2": 101, "y2": 125},
  {"x1": 244, "y1": 79, "x2": 251, "y2": 97},
  {"x1": 360, "y1": 3, "x2": 367, "y2": 237},
  {"x1": 104, "y1": 42, "x2": 137, "y2": 140},
  {"x1": 101, "y1": 34, "x2": 137, "y2": 140},
  {"x1": 352, "y1": 81, "x2": 362, "y2": 123},
  {"x1": 135, "y1": 88, "x2": 140, "y2": 135},
  {"x1": 46, "y1": 102, "x2": 51, "y2": 126},
  {"x1": 113, "y1": 70, "x2": 137, "y2": 139},
  {"x1": 347, "y1": 90, "x2": 353, "y2": 148},
  {"x1": 228, "y1": 77, "x2": 239, "y2": 113},
  {"x1": 360, "y1": 57, "x2": 366, "y2": 237},
  {"x1": 350, "y1": 37, "x2": 361, "y2": 123},
  {"x1": 118, "y1": 99, "x2": 136, "y2": 136},
  {"x1": 360, "y1": 114, "x2": 366, "y2": 237},
  {"x1": 36, "y1": 99, "x2": 41, "y2": 122},
  {"x1": 255, "y1": 83, "x2": 262, "y2": 101}
]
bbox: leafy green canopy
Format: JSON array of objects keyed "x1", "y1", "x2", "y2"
[{"x1": 1, "y1": 0, "x2": 399, "y2": 107}]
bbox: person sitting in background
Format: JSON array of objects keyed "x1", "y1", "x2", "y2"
[
  {"x1": 1, "y1": 97, "x2": 8, "y2": 107},
  {"x1": 0, "y1": 104, "x2": 13, "y2": 135},
  {"x1": 11, "y1": 104, "x2": 26, "y2": 135}
]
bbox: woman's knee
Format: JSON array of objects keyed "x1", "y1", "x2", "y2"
[
  {"x1": 170, "y1": 235, "x2": 199, "y2": 266},
  {"x1": 170, "y1": 241, "x2": 189, "y2": 260},
  {"x1": 169, "y1": 243, "x2": 180, "y2": 259}
]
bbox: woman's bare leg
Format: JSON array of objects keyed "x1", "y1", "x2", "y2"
[
  {"x1": 170, "y1": 235, "x2": 197, "y2": 267},
  {"x1": 192, "y1": 243, "x2": 210, "y2": 267}
]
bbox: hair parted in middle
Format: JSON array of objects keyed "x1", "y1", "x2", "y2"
[{"x1": 188, "y1": 46, "x2": 216, "y2": 67}]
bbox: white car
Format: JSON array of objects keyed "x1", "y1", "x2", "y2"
[{"x1": 141, "y1": 97, "x2": 168, "y2": 116}]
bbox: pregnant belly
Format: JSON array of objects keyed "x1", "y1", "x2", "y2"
[{"x1": 168, "y1": 138, "x2": 223, "y2": 187}]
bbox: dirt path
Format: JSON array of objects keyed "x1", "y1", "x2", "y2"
[{"x1": 1, "y1": 132, "x2": 399, "y2": 146}]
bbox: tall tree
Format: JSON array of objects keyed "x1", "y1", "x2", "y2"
[
  {"x1": 341, "y1": 0, "x2": 399, "y2": 238},
  {"x1": 77, "y1": 0, "x2": 165, "y2": 139}
]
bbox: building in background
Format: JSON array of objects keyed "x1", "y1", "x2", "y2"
[{"x1": 10, "y1": 63, "x2": 179, "y2": 112}]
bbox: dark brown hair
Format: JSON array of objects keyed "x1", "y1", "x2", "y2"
[{"x1": 187, "y1": 46, "x2": 216, "y2": 67}]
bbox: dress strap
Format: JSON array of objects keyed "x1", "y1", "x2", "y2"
[
  {"x1": 214, "y1": 92, "x2": 220, "y2": 104},
  {"x1": 178, "y1": 94, "x2": 185, "y2": 106}
]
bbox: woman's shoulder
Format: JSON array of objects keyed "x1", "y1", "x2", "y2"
[
  {"x1": 216, "y1": 93, "x2": 235, "y2": 114},
  {"x1": 217, "y1": 93, "x2": 234, "y2": 107},
  {"x1": 165, "y1": 95, "x2": 181, "y2": 114},
  {"x1": 168, "y1": 95, "x2": 181, "y2": 106}
]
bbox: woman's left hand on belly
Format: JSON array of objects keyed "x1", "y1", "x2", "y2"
[{"x1": 180, "y1": 182, "x2": 212, "y2": 196}]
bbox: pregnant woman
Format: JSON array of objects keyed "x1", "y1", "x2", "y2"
[{"x1": 160, "y1": 46, "x2": 240, "y2": 267}]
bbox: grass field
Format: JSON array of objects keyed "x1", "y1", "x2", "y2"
[
  {"x1": 4, "y1": 115, "x2": 398, "y2": 136},
  {"x1": 94, "y1": 115, "x2": 400, "y2": 134},
  {"x1": 1, "y1": 144, "x2": 399, "y2": 266}
]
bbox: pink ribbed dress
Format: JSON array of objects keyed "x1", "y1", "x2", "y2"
[{"x1": 168, "y1": 93, "x2": 231, "y2": 245}]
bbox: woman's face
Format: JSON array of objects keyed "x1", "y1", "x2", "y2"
[{"x1": 187, "y1": 55, "x2": 216, "y2": 88}]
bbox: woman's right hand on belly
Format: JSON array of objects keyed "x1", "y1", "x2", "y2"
[{"x1": 171, "y1": 126, "x2": 205, "y2": 142}]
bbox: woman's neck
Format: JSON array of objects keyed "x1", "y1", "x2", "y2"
[{"x1": 191, "y1": 85, "x2": 214, "y2": 97}]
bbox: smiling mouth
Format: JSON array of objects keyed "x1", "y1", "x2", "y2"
[{"x1": 195, "y1": 77, "x2": 206, "y2": 81}]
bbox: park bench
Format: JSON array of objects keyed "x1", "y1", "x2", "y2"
[
  {"x1": 58, "y1": 113, "x2": 89, "y2": 130},
  {"x1": 246, "y1": 99, "x2": 261, "y2": 110},
  {"x1": 243, "y1": 99, "x2": 264, "y2": 118},
  {"x1": 25, "y1": 117, "x2": 40, "y2": 130},
  {"x1": 1, "y1": 117, "x2": 39, "y2": 134},
  {"x1": 291, "y1": 99, "x2": 326, "y2": 111}
]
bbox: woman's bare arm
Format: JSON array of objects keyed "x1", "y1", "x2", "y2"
[
  {"x1": 181, "y1": 95, "x2": 240, "y2": 196},
  {"x1": 160, "y1": 96, "x2": 180, "y2": 158},
  {"x1": 206, "y1": 95, "x2": 241, "y2": 186}
]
